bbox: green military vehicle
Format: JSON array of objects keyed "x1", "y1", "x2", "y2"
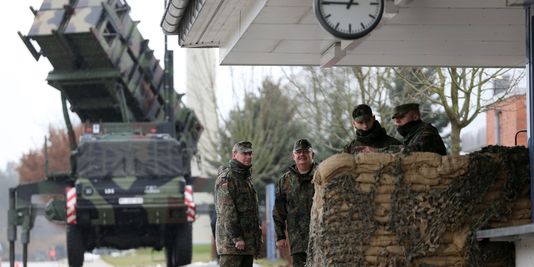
[{"x1": 8, "y1": 0, "x2": 202, "y2": 266}]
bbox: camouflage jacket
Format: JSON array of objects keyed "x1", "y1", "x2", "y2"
[
  {"x1": 344, "y1": 121, "x2": 401, "y2": 154},
  {"x1": 215, "y1": 160, "x2": 262, "y2": 256},
  {"x1": 399, "y1": 120, "x2": 447, "y2": 155},
  {"x1": 273, "y1": 163, "x2": 317, "y2": 254}
]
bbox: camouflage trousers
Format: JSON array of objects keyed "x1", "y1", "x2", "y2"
[
  {"x1": 292, "y1": 252, "x2": 307, "y2": 267},
  {"x1": 219, "y1": 254, "x2": 254, "y2": 267}
]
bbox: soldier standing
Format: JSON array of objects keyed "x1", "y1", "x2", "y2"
[
  {"x1": 273, "y1": 139, "x2": 317, "y2": 267},
  {"x1": 344, "y1": 104, "x2": 401, "y2": 154},
  {"x1": 392, "y1": 103, "x2": 447, "y2": 155},
  {"x1": 215, "y1": 141, "x2": 262, "y2": 267}
]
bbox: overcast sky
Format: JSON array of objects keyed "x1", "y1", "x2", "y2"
[
  {"x1": 0, "y1": 1, "x2": 188, "y2": 169},
  {"x1": 1, "y1": 1, "x2": 507, "y2": 170},
  {"x1": 0, "y1": 1, "x2": 279, "y2": 170}
]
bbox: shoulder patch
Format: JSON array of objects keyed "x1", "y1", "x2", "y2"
[
  {"x1": 216, "y1": 167, "x2": 231, "y2": 187},
  {"x1": 215, "y1": 175, "x2": 230, "y2": 192}
]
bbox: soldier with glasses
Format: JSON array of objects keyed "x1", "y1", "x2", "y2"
[{"x1": 273, "y1": 139, "x2": 317, "y2": 267}]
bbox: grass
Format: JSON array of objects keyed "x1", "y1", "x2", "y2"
[
  {"x1": 101, "y1": 244, "x2": 215, "y2": 266},
  {"x1": 101, "y1": 244, "x2": 289, "y2": 266},
  {"x1": 101, "y1": 249, "x2": 164, "y2": 266},
  {"x1": 254, "y1": 258, "x2": 288, "y2": 267},
  {"x1": 191, "y1": 243, "x2": 214, "y2": 262}
]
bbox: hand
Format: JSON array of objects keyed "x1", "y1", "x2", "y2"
[
  {"x1": 353, "y1": 146, "x2": 375, "y2": 153},
  {"x1": 235, "y1": 240, "x2": 246, "y2": 251},
  {"x1": 276, "y1": 239, "x2": 288, "y2": 249},
  {"x1": 360, "y1": 146, "x2": 376, "y2": 153}
]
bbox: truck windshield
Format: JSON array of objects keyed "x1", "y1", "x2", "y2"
[{"x1": 76, "y1": 138, "x2": 184, "y2": 178}]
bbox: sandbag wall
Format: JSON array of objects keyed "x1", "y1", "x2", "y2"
[{"x1": 307, "y1": 146, "x2": 530, "y2": 267}]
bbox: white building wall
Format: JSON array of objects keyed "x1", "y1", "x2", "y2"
[
  {"x1": 186, "y1": 48, "x2": 219, "y2": 179},
  {"x1": 185, "y1": 48, "x2": 218, "y2": 243}
]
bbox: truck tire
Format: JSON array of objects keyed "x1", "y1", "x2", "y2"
[
  {"x1": 67, "y1": 225, "x2": 85, "y2": 267},
  {"x1": 166, "y1": 223, "x2": 192, "y2": 267}
]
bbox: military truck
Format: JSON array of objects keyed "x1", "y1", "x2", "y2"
[{"x1": 8, "y1": 0, "x2": 202, "y2": 266}]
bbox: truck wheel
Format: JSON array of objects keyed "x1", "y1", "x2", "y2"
[
  {"x1": 67, "y1": 225, "x2": 85, "y2": 267},
  {"x1": 166, "y1": 223, "x2": 192, "y2": 267},
  {"x1": 165, "y1": 246, "x2": 174, "y2": 267}
]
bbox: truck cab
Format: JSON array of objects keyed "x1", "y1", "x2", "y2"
[{"x1": 67, "y1": 122, "x2": 193, "y2": 266}]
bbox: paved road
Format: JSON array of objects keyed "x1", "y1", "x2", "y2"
[
  {"x1": 1, "y1": 262, "x2": 218, "y2": 267},
  {"x1": 1, "y1": 258, "x2": 114, "y2": 267},
  {"x1": 1, "y1": 260, "x2": 261, "y2": 267}
]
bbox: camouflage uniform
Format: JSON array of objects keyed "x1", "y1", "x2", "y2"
[
  {"x1": 273, "y1": 163, "x2": 317, "y2": 267},
  {"x1": 219, "y1": 255, "x2": 253, "y2": 267},
  {"x1": 392, "y1": 103, "x2": 447, "y2": 155},
  {"x1": 344, "y1": 120, "x2": 401, "y2": 153},
  {"x1": 398, "y1": 120, "x2": 447, "y2": 155},
  {"x1": 215, "y1": 159, "x2": 262, "y2": 266}
]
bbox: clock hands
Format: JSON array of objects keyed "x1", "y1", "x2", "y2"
[
  {"x1": 346, "y1": 0, "x2": 356, "y2": 9},
  {"x1": 322, "y1": 1, "x2": 359, "y2": 6}
]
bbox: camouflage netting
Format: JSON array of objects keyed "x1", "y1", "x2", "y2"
[
  {"x1": 307, "y1": 146, "x2": 530, "y2": 267},
  {"x1": 77, "y1": 138, "x2": 184, "y2": 178}
]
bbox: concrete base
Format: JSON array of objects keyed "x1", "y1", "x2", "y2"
[
  {"x1": 516, "y1": 237, "x2": 534, "y2": 266},
  {"x1": 477, "y1": 223, "x2": 534, "y2": 267}
]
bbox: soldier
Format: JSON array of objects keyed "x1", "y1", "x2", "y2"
[
  {"x1": 273, "y1": 139, "x2": 317, "y2": 267},
  {"x1": 344, "y1": 104, "x2": 400, "y2": 154},
  {"x1": 215, "y1": 141, "x2": 262, "y2": 267},
  {"x1": 392, "y1": 103, "x2": 447, "y2": 155}
]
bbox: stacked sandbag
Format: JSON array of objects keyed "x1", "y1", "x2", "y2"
[{"x1": 307, "y1": 146, "x2": 530, "y2": 267}]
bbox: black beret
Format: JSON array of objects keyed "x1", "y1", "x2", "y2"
[
  {"x1": 352, "y1": 104, "x2": 373, "y2": 122},
  {"x1": 293, "y1": 139, "x2": 312, "y2": 152},
  {"x1": 392, "y1": 103, "x2": 420, "y2": 119}
]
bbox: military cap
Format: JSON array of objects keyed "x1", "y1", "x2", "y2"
[
  {"x1": 232, "y1": 141, "x2": 253, "y2": 153},
  {"x1": 293, "y1": 139, "x2": 312, "y2": 152},
  {"x1": 352, "y1": 104, "x2": 373, "y2": 122},
  {"x1": 392, "y1": 103, "x2": 420, "y2": 119}
]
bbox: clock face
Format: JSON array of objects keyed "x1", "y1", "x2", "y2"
[{"x1": 315, "y1": 0, "x2": 384, "y2": 39}]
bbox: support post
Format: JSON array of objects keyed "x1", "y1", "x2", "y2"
[
  {"x1": 21, "y1": 208, "x2": 33, "y2": 267},
  {"x1": 8, "y1": 188, "x2": 16, "y2": 267},
  {"x1": 527, "y1": 6, "x2": 534, "y2": 221},
  {"x1": 265, "y1": 183, "x2": 276, "y2": 260}
]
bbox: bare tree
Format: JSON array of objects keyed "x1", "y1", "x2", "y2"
[
  {"x1": 399, "y1": 67, "x2": 525, "y2": 155},
  {"x1": 282, "y1": 66, "x2": 393, "y2": 159}
]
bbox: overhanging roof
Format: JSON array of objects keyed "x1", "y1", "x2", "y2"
[{"x1": 162, "y1": 0, "x2": 530, "y2": 67}]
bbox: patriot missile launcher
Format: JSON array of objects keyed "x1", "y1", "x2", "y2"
[{"x1": 9, "y1": 1, "x2": 203, "y2": 266}]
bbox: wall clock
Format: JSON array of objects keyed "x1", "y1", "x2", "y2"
[{"x1": 315, "y1": 0, "x2": 384, "y2": 40}]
